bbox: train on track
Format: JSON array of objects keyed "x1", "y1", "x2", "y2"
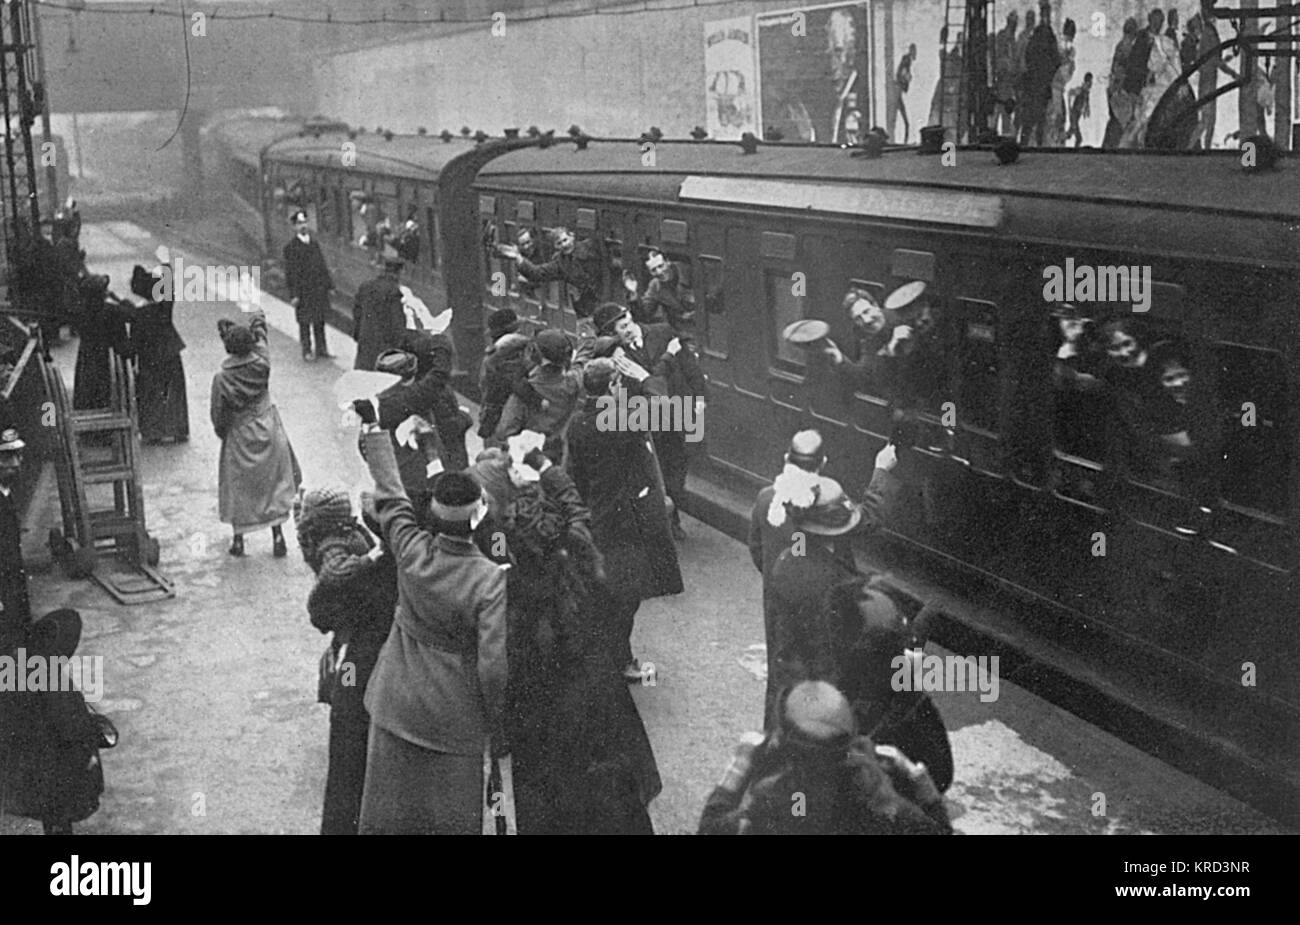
[{"x1": 206, "y1": 113, "x2": 1300, "y2": 821}]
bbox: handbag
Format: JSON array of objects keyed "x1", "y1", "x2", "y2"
[
  {"x1": 317, "y1": 640, "x2": 347, "y2": 705},
  {"x1": 86, "y1": 703, "x2": 118, "y2": 749}
]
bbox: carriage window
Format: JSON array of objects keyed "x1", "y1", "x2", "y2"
[
  {"x1": 318, "y1": 187, "x2": 333, "y2": 234},
  {"x1": 1217, "y1": 344, "x2": 1289, "y2": 516},
  {"x1": 766, "y1": 270, "x2": 806, "y2": 369},
  {"x1": 955, "y1": 299, "x2": 998, "y2": 433},
  {"x1": 698, "y1": 254, "x2": 729, "y2": 357}
]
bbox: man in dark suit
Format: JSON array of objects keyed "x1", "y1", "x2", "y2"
[
  {"x1": 283, "y1": 210, "x2": 335, "y2": 361},
  {"x1": 566, "y1": 358, "x2": 683, "y2": 682},
  {"x1": 589, "y1": 301, "x2": 708, "y2": 540},
  {"x1": 0, "y1": 427, "x2": 31, "y2": 655},
  {"x1": 352, "y1": 245, "x2": 407, "y2": 372}
]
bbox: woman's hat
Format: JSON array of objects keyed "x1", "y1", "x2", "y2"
[
  {"x1": 289, "y1": 209, "x2": 308, "y2": 224},
  {"x1": 767, "y1": 470, "x2": 861, "y2": 535},
  {"x1": 471, "y1": 447, "x2": 515, "y2": 509},
  {"x1": 429, "y1": 471, "x2": 484, "y2": 522},
  {"x1": 782, "y1": 680, "x2": 856, "y2": 745},
  {"x1": 297, "y1": 486, "x2": 354, "y2": 534},
  {"x1": 27, "y1": 608, "x2": 82, "y2": 659},
  {"x1": 374, "y1": 349, "x2": 418, "y2": 378},
  {"x1": 487, "y1": 308, "x2": 520, "y2": 339}
]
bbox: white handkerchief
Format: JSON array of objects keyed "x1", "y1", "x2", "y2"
[
  {"x1": 637, "y1": 486, "x2": 650, "y2": 499},
  {"x1": 394, "y1": 415, "x2": 431, "y2": 450},
  {"x1": 426, "y1": 457, "x2": 445, "y2": 478}
]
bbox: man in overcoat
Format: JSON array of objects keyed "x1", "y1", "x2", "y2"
[
  {"x1": 352, "y1": 245, "x2": 407, "y2": 372},
  {"x1": 283, "y1": 210, "x2": 335, "y2": 361},
  {"x1": 590, "y1": 301, "x2": 708, "y2": 540},
  {"x1": 566, "y1": 358, "x2": 683, "y2": 681},
  {"x1": 0, "y1": 427, "x2": 32, "y2": 655}
]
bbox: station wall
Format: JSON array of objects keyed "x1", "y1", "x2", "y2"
[{"x1": 310, "y1": 0, "x2": 1287, "y2": 150}]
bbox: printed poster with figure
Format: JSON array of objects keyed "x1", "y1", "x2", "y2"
[
  {"x1": 704, "y1": 16, "x2": 759, "y2": 140},
  {"x1": 756, "y1": 2, "x2": 871, "y2": 144}
]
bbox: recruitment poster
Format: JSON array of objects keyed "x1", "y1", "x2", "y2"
[
  {"x1": 704, "y1": 16, "x2": 759, "y2": 140},
  {"x1": 756, "y1": 1, "x2": 872, "y2": 144}
]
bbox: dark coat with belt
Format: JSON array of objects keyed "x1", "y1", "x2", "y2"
[
  {"x1": 352, "y1": 272, "x2": 406, "y2": 372},
  {"x1": 283, "y1": 235, "x2": 334, "y2": 312},
  {"x1": 565, "y1": 395, "x2": 683, "y2": 602},
  {"x1": 361, "y1": 431, "x2": 508, "y2": 756}
]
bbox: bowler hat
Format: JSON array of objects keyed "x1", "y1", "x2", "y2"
[
  {"x1": 592, "y1": 302, "x2": 630, "y2": 335},
  {"x1": 487, "y1": 308, "x2": 520, "y2": 339}
]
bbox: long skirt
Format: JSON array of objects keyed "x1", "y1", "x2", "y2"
[
  {"x1": 137, "y1": 353, "x2": 189, "y2": 443},
  {"x1": 321, "y1": 685, "x2": 371, "y2": 835},
  {"x1": 217, "y1": 404, "x2": 300, "y2": 533},
  {"x1": 357, "y1": 725, "x2": 481, "y2": 835}
]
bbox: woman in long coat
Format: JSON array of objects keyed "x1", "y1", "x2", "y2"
[
  {"x1": 295, "y1": 487, "x2": 396, "y2": 835},
  {"x1": 129, "y1": 265, "x2": 189, "y2": 444},
  {"x1": 210, "y1": 312, "x2": 301, "y2": 557},
  {"x1": 72, "y1": 274, "x2": 133, "y2": 412},
  {"x1": 471, "y1": 447, "x2": 661, "y2": 834}
]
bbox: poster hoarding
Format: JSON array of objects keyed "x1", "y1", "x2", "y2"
[
  {"x1": 704, "y1": 16, "x2": 759, "y2": 140},
  {"x1": 756, "y1": 2, "x2": 872, "y2": 144}
]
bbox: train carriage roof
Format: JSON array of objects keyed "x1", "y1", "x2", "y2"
[
  {"x1": 264, "y1": 132, "x2": 479, "y2": 181},
  {"x1": 474, "y1": 141, "x2": 1300, "y2": 269},
  {"x1": 206, "y1": 116, "x2": 307, "y2": 166}
]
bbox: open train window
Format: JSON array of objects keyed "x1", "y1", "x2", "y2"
[
  {"x1": 954, "y1": 299, "x2": 998, "y2": 434},
  {"x1": 697, "y1": 254, "x2": 729, "y2": 358},
  {"x1": 765, "y1": 269, "x2": 807, "y2": 371},
  {"x1": 1217, "y1": 343, "x2": 1289, "y2": 517}
]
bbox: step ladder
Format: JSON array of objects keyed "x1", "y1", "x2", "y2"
[{"x1": 40, "y1": 348, "x2": 174, "y2": 604}]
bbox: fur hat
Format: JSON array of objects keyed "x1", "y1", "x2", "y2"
[
  {"x1": 429, "y1": 471, "x2": 484, "y2": 522},
  {"x1": 487, "y1": 308, "x2": 520, "y2": 339},
  {"x1": 592, "y1": 302, "x2": 631, "y2": 336}
]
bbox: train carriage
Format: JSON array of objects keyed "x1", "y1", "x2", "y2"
[{"x1": 471, "y1": 140, "x2": 1300, "y2": 811}]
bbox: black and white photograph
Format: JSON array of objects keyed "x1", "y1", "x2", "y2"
[{"x1": 0, "y1": 0, "x2": 1295, "y2": 880}]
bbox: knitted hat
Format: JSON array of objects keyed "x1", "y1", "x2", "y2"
[
  {"x1": 534, "y1": 328, "x2": 572, "y2": 366},
  {"x1": 487, "y1": 308, "x2": 520, "y2": 339},
  {"x1": 782, "y1": 680, "x2": 856, "y2": 745},
  {"x1": 471, "y1": 447, "x2": 515, "y2": 510},
  {"x1": 298, "y1": 487, "x2": 354, "y2": 533},
  {"x1": 430, "y1": 471, "x2": 484, "y2": 521}
]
